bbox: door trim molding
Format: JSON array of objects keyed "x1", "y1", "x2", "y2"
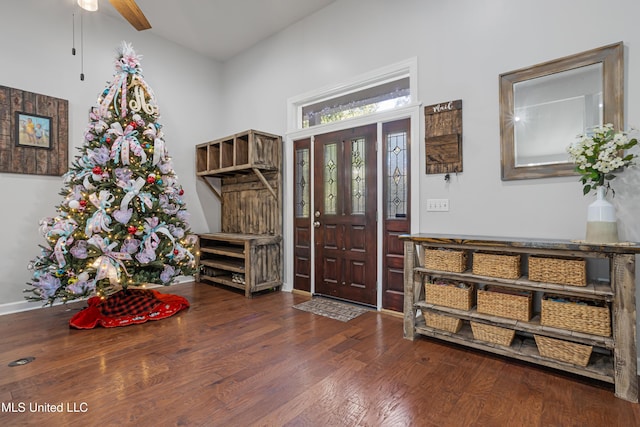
[{"x1": 284, "y1": 105, "x2": 421, "y2": 310}]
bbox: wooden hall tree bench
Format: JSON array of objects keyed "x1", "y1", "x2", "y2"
[{"x1": 195, "y1": 130, "x2": 283, "y2": 297}]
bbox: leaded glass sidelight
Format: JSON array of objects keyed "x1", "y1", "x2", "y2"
[
  {"x1": 324, "y1": 143, "x2": 338, "y2": 215},
  {"x1": 295, "y1": 147, "x2": 310, "y2": 218},
  {"x1": 351, "y1": 137, "x2": 366, "y2": 214},
  {"x1": 387, "y1": 131, "x2": 407, "y2": 218}
]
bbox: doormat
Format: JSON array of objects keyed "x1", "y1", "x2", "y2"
[{"x1": 293, "y1": 297, "x2": 370, "y2": 322}]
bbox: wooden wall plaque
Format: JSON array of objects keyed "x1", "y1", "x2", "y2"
[
  {"x1": 0, "y1": 85, "x2": 68, "y2": 176},
  {"x1": 424, "y1": 99, "x2": 462, "y2": 174}
]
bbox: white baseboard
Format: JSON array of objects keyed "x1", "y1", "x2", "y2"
[
  {"x1": 0, "y1": 299, "x2": 50, "y2": 316},
  {"x1": 0, "y1": 276, "x2": 195, "y2": 316}
]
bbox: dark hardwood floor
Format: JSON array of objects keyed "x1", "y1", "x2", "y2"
[{"x1": 0, "y1": 282, "x2": 638, "y2": 426}]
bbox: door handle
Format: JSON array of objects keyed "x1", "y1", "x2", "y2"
[{"x1": 313, "y1": 221, "x2": 321, "y2": 228}]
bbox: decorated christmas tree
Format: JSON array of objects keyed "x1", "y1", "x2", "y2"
[{"x1": 25, "y1": 42, "x2": 197, "y2": 306}]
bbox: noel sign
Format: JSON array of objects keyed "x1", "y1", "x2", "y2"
[{"x1": 424, "y1": 99, "x2": 462, "y2": 175}]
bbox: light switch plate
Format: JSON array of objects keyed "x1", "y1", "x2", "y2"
[{"x1": 427, "y1": 199, "x2": 449, "y2": 212}]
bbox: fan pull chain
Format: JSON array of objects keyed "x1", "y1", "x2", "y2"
[
  {"x1": 72, "y1": 14, "x2": 76, "y2": 56},
  {"x1": 80, "y1": 12, "x2": 85, "y2": 81}
]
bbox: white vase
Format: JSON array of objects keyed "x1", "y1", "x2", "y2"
[{"x1": 585, "y1": 186, "x2": 619, "y2": 243}]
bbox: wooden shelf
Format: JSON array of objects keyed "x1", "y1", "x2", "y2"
[
  {"x1": 414, "y1": 319, "x2": 614, "y2": 384},
  {"x1": 196, "y1": 130, "x2": 281, "y2": 200},
  {"x1": 199, "y1": 232, "x2": 281, "y2": 245},
  {"x1": 415, "y1": 268, "x2": 613, "y2": 301},
  {"x1": 200, "y1": 258, "x2": 245, "y2": 273},
  {"x1": 416, "y1": 302, "x2": 614, "y2": 349},
  {"x1": 200, "y1": 274, "x2": 245, "y2": 291},
  {"x1": 402, "y1": 234, "x2": 640, "y2": 402},
  {"x1": 199, "y1": 245, "x2": 245, "y2": 258},
  {"x1": 196, "y1": 234, "x2": 281, "y2": 297},
  {"x1": 196, "y1": 163, "x2": 277, "y2": 176}
]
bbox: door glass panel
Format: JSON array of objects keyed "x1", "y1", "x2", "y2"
[
  {"x1": 324, "y1": 143, "x2": 338, "y2": 215},
  {"x1": 351, "y1": 137, "x2": 366, "y2": 214},
  {"x1": 295, "y1": 147, "x2": 310, "y2": 218},
  {"x1": 386, "y1": 131, "x2": 407, "y2": 218},
  {"x1": 301, "y1": 77, "x2": 411, "y2": 128}
]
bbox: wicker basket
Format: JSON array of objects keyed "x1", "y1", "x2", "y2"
[
  {"x1": 424, "y1": 249, "x2": 467, "y2": 273},
  {"x1": 471, "y1": 322, "x2": 515, "y2": 346},
  {"x1": 425, "y1": 281, "x2": 475, "y2": 311},
  {"x1": 477, "y1": 287, "x2": 532, "y2": 321},
  {"x1": 423, "y1": 311, "x2": 463, "y2": 333},
  {"x1": 472, "y1": 252, "x2": 521, "y2": 279},
  {"x1": 541, "y1": 296, "x2": 611, "y2": 336},
  {"x1": 534, "y1": 335, "x2": 593, "y2": 367},
  {"x1": 529, "y1": 256, "x2": 586, "y2": 287}
]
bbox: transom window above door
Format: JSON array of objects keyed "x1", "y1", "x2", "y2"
[
  {"x1": 301, "y1": 78, "x2": 410, "y2": 128},
  {"x1": 288, "y1": 57, "x2": 418, "y2": 131}
]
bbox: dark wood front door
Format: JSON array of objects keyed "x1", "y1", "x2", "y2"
[{"x1": 314, "y1": 125, "x2": 377, "y2": 305}]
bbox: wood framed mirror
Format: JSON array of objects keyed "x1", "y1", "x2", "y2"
[{"x1": 499, "y1": 42, "x2": 623, "y2": 181}]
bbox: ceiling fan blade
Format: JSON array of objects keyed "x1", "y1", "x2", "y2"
[{"x1": 109, "y1": 0, "x2": 152, "y2": 31}]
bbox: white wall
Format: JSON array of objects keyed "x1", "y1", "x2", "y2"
[
  {"x1": 0, "y1": 0, "x2": 222, "y2": 311},
  {"x1": 219, "y1": 0, "x2": 640, "y2": 351},
  {"x1": 220, "y1": 2, "x2": 640, "y2": 242},
  {"x1": 221, "y1": 0, "x2": 640, "y2": 241}
]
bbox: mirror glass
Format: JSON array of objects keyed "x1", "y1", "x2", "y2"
[
  {"x1": 500, "y1": 42, "x2": 623, "y2": 180},
  {"x1": 514, "y1": 63, "x2": 602, "y2": 167}
]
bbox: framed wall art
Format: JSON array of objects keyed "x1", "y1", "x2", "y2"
[
  {"x1": 15, "y1": 112, "x2": 52, "y2": 149},
  {"x1": 0, "y1": 85, "x2": 68, "y2": 176}
]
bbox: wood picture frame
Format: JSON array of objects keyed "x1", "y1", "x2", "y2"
[
  {"x1": 0, "y1": 85, "x2": 68, "y2": 176},
  {"x1": 15, "y1": 112, "x2": 52, "y2": 149},
  {"x1": 499, "y1": 42, "x2": 623, "y2": 181}
]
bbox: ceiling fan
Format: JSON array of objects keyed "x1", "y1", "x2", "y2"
[{"x1": 78, "y1": 0, "x2": 152, "y2": 31}]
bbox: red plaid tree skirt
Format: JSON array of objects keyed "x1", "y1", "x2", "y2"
[{"x1": 69, "y1": 289, "x2": 189, "y2": 329}]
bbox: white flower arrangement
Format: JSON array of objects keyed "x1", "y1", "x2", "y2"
[{"x1": 567, "y1": 123, "x2": 637, "y2": 195}]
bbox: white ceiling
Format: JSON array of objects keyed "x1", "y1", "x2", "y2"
[{"x1": 99, "y1": 0, "x2": 336, "y2": 62}]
